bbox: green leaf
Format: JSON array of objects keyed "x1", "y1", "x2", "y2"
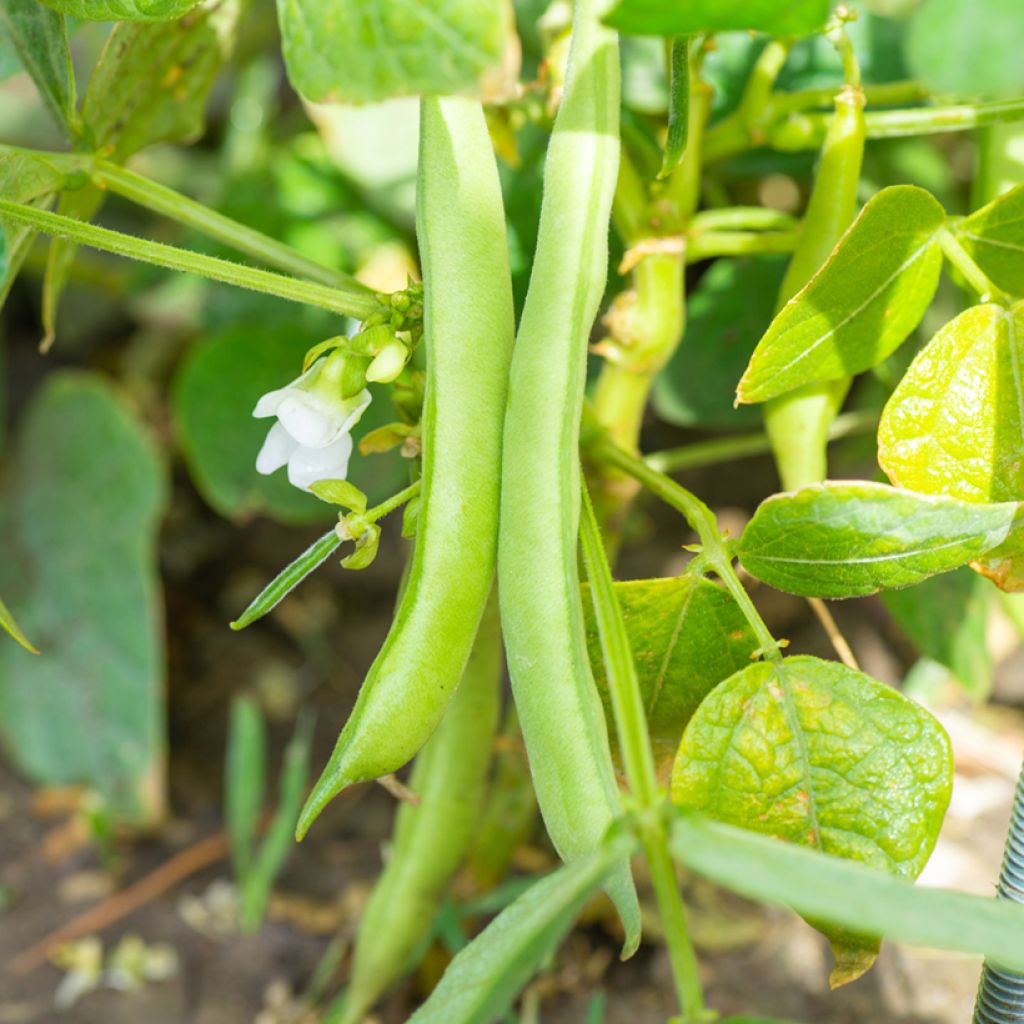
[
  {"x1": 81, "y1": 0, "x2": 241, "y2": 162},
  {"x1": 906, "y1": 0, "x2": 1024, "y2": 100},
  {"x1": 737, "y1": 481, "x2": 1017, "y2": 598},
  {"x1": 171, "y1": 319, "x2": 403, "y2": 526},
  {"x1": 0, "y1": 373, "x2": 167, "y2": 825},
  {"x1": 606, "y1": 0, "x2": 832, "y2": 37},
  {"x1": 276, "y1": 0, "x2": 509, "y2": 104},
  {"x1": 0, "y1": 595, "x2": 38, "y2": 655},
  {"x1": 37, "y1": 0, "x2": 201, "y2": 20},
  {"x1": 672, "y1": 655, "x2": 952, "y2": 980},
  {"x1": 878, "y1": 303, "x2": 1024, "y2": 503},
  {"x1": 226, "y1": 695, "x2": 265, "y2": 882},
  {"x1": 654, "y1": 257, "x2": 786, "y2": 430},
  {"x1": 0, "y1": 0, "x2": 76, "y2": 133},
  {"x1": 240, "y1": 711, "x2": 313, "y2": 931},
  {"x1": 882, "y1": 569, "x2": 993, "y2": 700},
  {"x1": 737, "y1": 186, "x2": 946, "y2": 404},
  {"x1": 408, "y1": 834, "x2": 636, "y2": 1024},
  {"x1": 955, "y1": 184, "x2": 1024, "y2": 298},
  {"x1": 309, "y1": 478, "x2": 367, "y2": 513},
  {"x1": 670, "y1": 812, "x2": 1024, "y2": 970},
  {"x1": 582, "y1": 575, "x2": 759, "y2": 750}
]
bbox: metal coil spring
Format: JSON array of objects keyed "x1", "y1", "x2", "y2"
[{"x1": 974, "y1": 764, "x2": 1024, "y2": 1023}]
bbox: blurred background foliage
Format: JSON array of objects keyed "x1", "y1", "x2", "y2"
[{"x1": 2, "y1": 0, "x2": 1024, "y2": 1019}]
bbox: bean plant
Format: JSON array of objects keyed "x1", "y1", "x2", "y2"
[{"x1": 4, "y1": 0, "x2": 1024, "y2": 1021}]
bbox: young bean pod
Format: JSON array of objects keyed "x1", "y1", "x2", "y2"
[
  {"x1": 297, "y1": 96, "x2": 515, "y2": 836},
  {"x1": 337, "y1": 594, "x2": 502, "y2": 1024},
  {"x1": 497, "y1": 0, "x2": 641, "y2": 950},
  {"x1": 764, "y1": 82, "x2": 866, "y2": 490}
]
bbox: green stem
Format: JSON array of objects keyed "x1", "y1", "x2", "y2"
[
  {"x1": 705, "y1": 94, "x2": 1024, "y2": 163},
  {"x1": 643, "y1": 409, "x2": 877, "y2": 474},
  {"x1": 366, "y1": 479, "x2": 421, "y2": 522},
  {"x1": 0, "y1": 199, "x2": 381, "y2": 320},
  {"x1": 578, "y1": 481, "x2": 704, "y2": 1019},
  {"x1": 937, "y1": 225, "x2": 1011, "y2": 304},
  {"x1": 91, "y1": 159, "x2": 372, "y2": 296},
  {"x1": 736, "y1": 39, "x2": 791, "y2": 136},
  {"x1": 592, "y1": 434, "x2": 783, "y2": 665},
  {"x1": 689, "y1": 206, "x2": 797, "y2": 233},
  {"x1": 685, "y1": 228, "x2": 798, "y2": 262}
]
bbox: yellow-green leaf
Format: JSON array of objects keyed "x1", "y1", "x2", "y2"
[
  {"x1": 738, "y1": 186, "x2": 945, "y2": 404},
  {"x1": 672, "y1": 656, "x2": 953, "y2": 982},
  {"x1": 878, "y1": 303, "x2": 1024, "y2": 503},
  {"x1": 606, "y1": 0, "x2": 832, "y2": 37},
  {"x1": 954, "y1": 182, "x2": 1024, "y2": 297}
]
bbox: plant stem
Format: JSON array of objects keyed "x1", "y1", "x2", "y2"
[
  {"x1": 578, "y1": 481, "x2": 705, "y2": 1019},
  {"x1": 937, "y1": 226, "x2": 1011, "y2": 304},
  {"x1": 705, "y1": 94, "x2": 1024, "y2": 163},
  {"x1": 0, "y1": 199, "x2": 382, "y2": 320},
  {"x1": 643, "y1": 409, "x2": 878, "y2": 474},
  {"x1": 91, "y1": 159, "x2": 372, "y2": 295},
  {"x1": 366, "y1": 479, "x2": 421, "y2": 522},
  {"x1": 685, "y1": 228, "x2": 798, "y2": 262},
  {"x1": 592, "y1": 434, "x2": 783, "y2": 665},
  {"x1": 689, "y1": 206, "x2": 797, "y2": 233}
]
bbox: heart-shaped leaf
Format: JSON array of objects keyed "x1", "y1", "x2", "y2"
[
  {"x1": 672, "y1": 655, "x2": 953, "y2": 982},
  {"x1": 737, "y1": 186, "x2": 945, "y2": 404},
  {"x1": 737, "y1": 481, "x2": 1016, "y2": 598},
  {"x1": 582, "y1": 575, "x2": 759, "y2": 750},
  {"x1": 955, "y1": 183, "x2": 1024, "y2": 297}
]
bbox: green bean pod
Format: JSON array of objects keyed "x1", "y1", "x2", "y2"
[
  {"x1": 337, "y1": 594, "x2": 502, "y2": 1024},
  {"x1": 764, "y1": 83, "x2": 866, "y2": 490},
  {"x1": 297, "y1": 96, "x2": 515, "y2": 836},
  {"x1": 497, "y1": 0, "x2": 641, "y2": 951}
]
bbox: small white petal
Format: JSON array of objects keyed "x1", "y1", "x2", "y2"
[
  {"x1": 277, "y1": 393, "x2": 344, "y2": 448},
  {"x1": 339, "y1": 389, "x2": 372, "y2": 433},
  {"x1": 253, "y1": 386, "x2": 289, "y2": 419},
  {"x1": 286, "y1": 434, "x2": 354, "y2": 491},
  {"x1": 255, "y1": 421, "x2": 298, "y2": 475}
]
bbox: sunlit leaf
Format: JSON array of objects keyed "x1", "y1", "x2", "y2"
[
  {"x1": 276, "y1": 0, "x2": 509, "y2": 104},
  {"x1": 738, "y1": 187, "x2": 945, "y2": 404},
  {"x1": 955, "y1": 183, "x2": 1024, "y2": 297},
  {"x1": 737, "y1": 481, "x2": 1016, "y2": 598},
  {"x1": 879, "y1": 303, "x2": 1024, "y2": 502},
  {"x1": 672, "y1": 656, "x2": 952, "y2": 981}
]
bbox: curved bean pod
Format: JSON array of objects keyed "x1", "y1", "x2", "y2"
[
  {"x1": 337, "y1": 594, "x2": 502, "y2": 1024},
  {"x1": 297, "y1": 96, "x2": 515, "y2": 836},
  {"x1": 497, "y1": 0, "x2": 641, "y2": 950}
]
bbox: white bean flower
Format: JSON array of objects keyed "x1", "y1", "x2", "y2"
[{"x1": 253, "y1": 355, "x2": 371, "y2": 492}]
